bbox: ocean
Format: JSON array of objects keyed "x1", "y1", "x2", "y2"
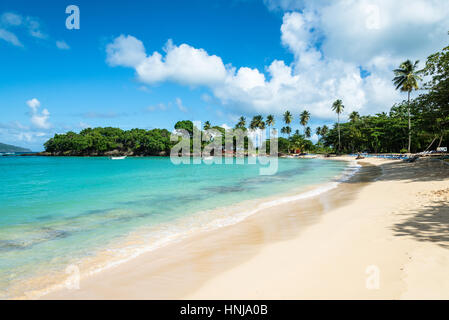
[{"x1": 0, "y1": 156, "x2": 355, "y2": 298}]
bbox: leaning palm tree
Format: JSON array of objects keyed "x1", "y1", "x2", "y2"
[
  {"x1": 300, "y1": 110, "x2": 311, "y2": 135},
  {"x1": 305, "y1": 126, "x2": 311, "y2": 139},
  {"x1": 349, "y1": 111, "x2": 360, "y2": 123},
  {"x1": 332, "y1": 99, "x2": 344, "y2": 151},
  {"x1": 203, "y1": 121, "x2": 211, "y2": 131},
  {"x1": 393, "y1": 60, "x2": 423, "y2": 153}
]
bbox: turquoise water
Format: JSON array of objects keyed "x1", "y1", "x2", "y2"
[{"x1": 0, "y1": 156, "x2": 350, "y2": 298}]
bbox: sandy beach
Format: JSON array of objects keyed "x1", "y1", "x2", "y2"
[{"x1": 44, "y1": 156, "x2": 449, "y2": 300}]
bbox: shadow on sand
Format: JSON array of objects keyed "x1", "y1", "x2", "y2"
[
  {"x1": 342, "y1": 158, "x2": 449, "y2": 248},
  {"x1": 392, "y1": 200, "x2": 449, "y2": 248},
  {"x1": 359, "y1": 158, "x2": 449, "y2": 183}
]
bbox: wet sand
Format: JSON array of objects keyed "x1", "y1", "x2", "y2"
[{"x1": 44, "y1": 157, "x2": 449, "y2": 299}]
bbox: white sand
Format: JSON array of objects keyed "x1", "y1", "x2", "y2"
[
  {"x1": 186, "y1": 157, "x2": 449, "y2": 299},
  {"x1": 44, "y1": 157, "x2": 449, "y2": 300}
]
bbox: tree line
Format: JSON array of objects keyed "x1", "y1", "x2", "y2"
[
  {"x1": 44, "y1": 35, "x2": 448, "y2": 156},
  {"x1": 322, "y1": 38, "x2": 448, "y2": 154}
]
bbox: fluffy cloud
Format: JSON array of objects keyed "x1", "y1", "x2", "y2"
[
  {"x1": 106, "y1": 0, "x2": 449, "y2": 120},
  {"x1": 27, "y1": 98, "x2": 51, "y2": 129},
  {"x1": 106, "y1": 35, "x2": 147, "y2": 68},
  {"x1": 107, "y1": 36, "x2": 229, "y2": 86}
]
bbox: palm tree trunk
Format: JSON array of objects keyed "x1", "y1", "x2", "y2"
[
  {"x1": 425, "y1": 136, "x2": 438, "y2": 151},
  {"x1": 437, "y1": 134, "x2": 444, "y2": 149},
  {"x1": 407, "y1": 90, "x2": 411, "y2": 153},
  {"x1": 337, "y1": 114, "x2": 341, "y2": 152}
]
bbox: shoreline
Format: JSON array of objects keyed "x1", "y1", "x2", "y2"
[
  {"x1": 42, "y1": 156, "x2": 449, "y2": 299},
  {"x1": 7, "y1": 158, "x2": 353, "y2": 300},
  {"x1": 40, "y1": 157, "x2": 368, "y2": 299}
]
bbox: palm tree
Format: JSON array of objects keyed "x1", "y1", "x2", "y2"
[
  {"x1": 393, "y1": 60, "x2": 423, "y2": 153},
  {"x1": 283, "y1": 111, "x2": 292, "y2": 136},
  {"x1": 305, "y1": 126, "x2": 311, "y2": 139},
  {"x1": 235, "y1": 116, "x2": 246, "y2": 129},
  {"x1": 316, "y1": 126, "x2": 322, "y2": 140},
  {"x1": 250, "y1": 115, "x2": 265, "y2": 130},
  {"x1": 332, "y1": 99, "x2": 344, "y2": 151},
  {"x1": 321, "y1": 125, "x2": 329, "y2": 137},
  {"x1": 283, "y1": 111, "x2": 293, "y2": 153},
  {"x1": 283, "y1": 111, "x2": 292, "y2": 125},
  {"x1": 203, "y1": 121, "x2": 211, "y2": 131},
  {"x1": 266, "y1": 114, "x2": 275, "y2": 134},
  {"x1": 281, "y1": 127, "x2": 287, "y2": 137},
  {"x1": 349, "y1": 111, "x2": 360, "y2": 123},
  {"x1": 281, "y1": 126, "x2": 292, "y2": 153},
  {"x1": 300, "y1": 110, "x2": 311, "y2": 135}
]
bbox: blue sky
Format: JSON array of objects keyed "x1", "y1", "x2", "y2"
[{"x1": 1, "y1": 0, "x2": 449, "y2": 150}]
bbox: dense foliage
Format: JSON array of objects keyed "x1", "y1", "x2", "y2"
[{"x1": 44, "y1": 127, "x2": 173, "y2": 156}]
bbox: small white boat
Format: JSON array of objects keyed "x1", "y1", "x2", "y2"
[
  {"x1": 203, "y1": 156, "x2": 214, "y2": 161},
  {"x1": 110, "y1": 156, "x2": 127, "y2": 160}
]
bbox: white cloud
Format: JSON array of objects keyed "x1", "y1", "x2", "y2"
[
  {"x1": 0, "y1": 28, "x2": 22, "y2": 46},
  {"x1": 56, "y1": 40, "x2": 70, "y2": 50},
  {"x1": 106, "y1": 35, "x2": 147, "y2": 68},
  {"x1": 25, "y1": 16, "x2": 46, "y2": 39},
  {"x1": 26, "y1": 98, "x2": 41, "y2": 112},
  {"x1": 1, "y1": 12, "x2": 22, "y2": 26},
  {"x1": 17, "y1": 131, "x2": 46, "y2": 142},
  {"x1": 175, "y1": 98, "x2": 188, "y2": 113},
  {"x1": 0, "y1": 120, "x2": 49, "y2": 148},
  {"x1": 220, "y1": 123, "x2": 231, "y2": 130},
  {"x1": 27, "y1": 98, "x2": 51, "y2": 129},
  {"x1": 136, "y1": 39, "x2": 229, "y2": 86},
  {"x1": 146, "y1": 103, "x2": 167, "y2": 112},
  {"x1": 106, "y1": 36, "x2": 229, "y2": 86},
  {"x1": 79, "y1": 122, "x2": 91, "y2": 129},
  {"x1": 0, "y1": 12, "x2": 56, "y2": 47},
  {"x1": 201, "y1": 93, "x2": 213, "y2": 103},
  {"x1": 106, "y1": 1, "x2": 449, "y2": 120}
]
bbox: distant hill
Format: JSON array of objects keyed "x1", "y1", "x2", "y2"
[{"x1": 0, "y1": 143, "x2": 32, "y2": 153}]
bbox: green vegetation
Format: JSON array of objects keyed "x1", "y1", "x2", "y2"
[
  {"x1": 331, "y1": 99, "x2": 344, "y2": 152},
  {"x1": 323, "y1": 39, "x2": 449, "y2": 154},
  {"x1": 393, "y1": 59, "x2": 423, "y2": 153},
  {"x1": 44, "y1": 35, "x2": 449, "y2": 157},
  {"x1": 0, "y1": 142, "x2": 31, "y2": 153},
  {"x1": 44, "y1": 127, "x2": 173, "y2": 156}
]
